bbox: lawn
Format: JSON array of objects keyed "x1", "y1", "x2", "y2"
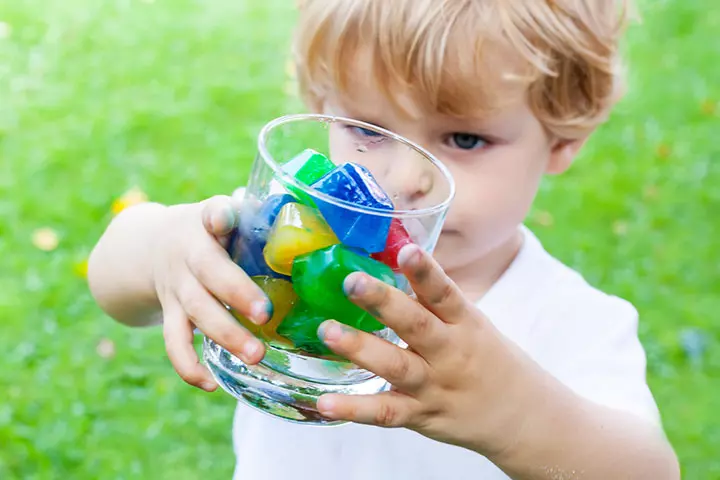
[{"x1": 0, "y1": 0, "x2": 717, "y2": 478}]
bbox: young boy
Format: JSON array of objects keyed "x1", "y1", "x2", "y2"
[{"x1": 88, "y1": 0, "x2": 680, "y2": 478}]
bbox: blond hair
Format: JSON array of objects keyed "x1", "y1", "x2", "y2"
[{"x1": 293, "y1": 0, "x2": 632, "y2": 140}]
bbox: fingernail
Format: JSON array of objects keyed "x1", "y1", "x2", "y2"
[
  {"x1": 343, "y1": 273, "x2": 368, "y2": 297},
  {"x1": 201, "y1": 381, "x2": 217, "y2": 392},
  {"x1": 242, "y1": 340, "x2": 262, "y2": 361},
  {"x1": 318, "y1": 320, "x2": 344, "y2": 344},
  {"x1": 397, "y1": 244, "x2": 422, "y2": 268},
  {"x1": 218, "y1": 205, "x2": 237, "y2": 232},
  {"x1": 317, "y1": 395, "x2": 337, "y2": 416},
  {"x1": 249, "y1": 300, "x2": 272, "y2": 324}
]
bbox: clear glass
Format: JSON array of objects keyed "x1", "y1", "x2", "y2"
[{"x1": 202, "y1": 114, "x2": 455, "y2": 425}]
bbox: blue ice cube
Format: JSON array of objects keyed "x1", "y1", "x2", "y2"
[
  {"x1": 311, "y1": 163, "x2": 393, "y2": 253},
  {"x1": 228, "y1": 193, "x2": 295, "y2": 279}
]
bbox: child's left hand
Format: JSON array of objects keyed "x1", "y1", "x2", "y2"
[{"x1": 316, "y1": 243, "x2": 545, "y2": 457}]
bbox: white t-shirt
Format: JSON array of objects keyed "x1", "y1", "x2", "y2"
[{"x1": 231, "y1": 226, "x2": 661, "y2": 479}]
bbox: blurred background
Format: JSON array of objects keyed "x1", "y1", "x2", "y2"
[{"x1": 0, "y1": 0, "x2": 717, "y2": 478}]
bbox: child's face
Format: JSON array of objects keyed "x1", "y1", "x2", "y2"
[{"x1": 319, "y1": 73, "x2": 575, "y2": 274}]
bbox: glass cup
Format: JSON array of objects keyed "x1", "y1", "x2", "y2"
[{"x1": 203, "y1": 114, "x2": 455, "y2": 425}]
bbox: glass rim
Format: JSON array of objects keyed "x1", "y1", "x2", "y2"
[{"x1": 257, "y1": 113, "x2": 456, "y2": 218}]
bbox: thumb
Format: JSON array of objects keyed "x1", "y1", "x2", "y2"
[{"x1": 201, "y1": 195, "x2": 239, "y2": 238}]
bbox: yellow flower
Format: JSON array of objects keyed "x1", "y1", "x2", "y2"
[
  {"x1": 613, "y1": 220, "x2": 629, "y2": 237},
  {"x1": 96, "y1": 338, "x2": 116, "y2": 359},
  {"x1": 111, "y1": 187, "x2": 149, "y2": 215},
  {"x1": 74, "y1": 259, "x2": 89, "y2": 278},
  {"x1": 701, "y1": 99, "x2": 716, "y2": 116},
  {"x1": 285, "y1": 58, "x2": 296, "y2": 79},
  {"x1": 0, "y1": 22, "x2": 11, "y2": 40},
  {"x1": 32, "y1": 228, "x2": 59, "y2": 251},
  {"x1": 656, "y1": 143, "x2": 672, "y2": 159},
  {"x1": 534, "y1": 211, "x2": 555, "y2": 227},
  {"x1": 284, "y1": 79, "x2": 297, "y2": 98},
  {"x1": 643, "y1": 184, "x2": 660, "y2": 200}
]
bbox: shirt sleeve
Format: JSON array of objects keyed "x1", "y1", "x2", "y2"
[{"x1": 528, "y1": 279, "x2": 662, "y2": 427}]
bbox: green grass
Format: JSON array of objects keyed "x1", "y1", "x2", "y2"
[{"x1": 0, "y1": 0, "x2": 717, "y2": 478}]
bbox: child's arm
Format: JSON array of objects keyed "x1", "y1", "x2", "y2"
[
  {"x1": 88, "y1": 202, "x2": 170, "y2": 327},
  {"x1": 313, "y1": 244, "x2": 680, "y2": 480},
  {"x1": 88, "y1": 196, "x2": 273, "y2": 391},
  {"x1": 488, "y1": 390, "x2": 678, "y2": 480}
]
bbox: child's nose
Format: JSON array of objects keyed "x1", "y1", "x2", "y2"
[{"x1": 382, "y1": 152, "x2": 435, "y2": 210}]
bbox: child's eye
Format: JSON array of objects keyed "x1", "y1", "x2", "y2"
[
  {"x1": 350, "y1": 126, "x2": 384, "y2": 138},
  {"x1": 449, "y1": 133, "x2": 488, "y2": 150}
]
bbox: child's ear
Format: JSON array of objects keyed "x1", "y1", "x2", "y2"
[{"x1": 546, "y1": 137, "x2": 588, "y2": 175}]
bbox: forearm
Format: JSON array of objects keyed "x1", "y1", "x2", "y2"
[
  {"x1": 488, "y1": 373, "x2": 680, "y2": 480},
  {"x1": 87, "y1": 202, "x2": 170, "y2": 327}
]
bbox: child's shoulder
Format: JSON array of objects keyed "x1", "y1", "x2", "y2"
[
  {"x1": 527, "y1": 228, "x2": 640, "y2": 343},
  {"x1": 487, "y1": 225, "x2": 639, "y2": 333},
  {"x1": 499, "y1": 226, "x2": 660, "y2": 425},
  {"x1": 536, "y1": 238, "x2": 638, "y2": 328}
]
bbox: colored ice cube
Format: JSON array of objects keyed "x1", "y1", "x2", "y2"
[
  {"x1": 282, "y1": 149, "x2": 335, "y2": 206},
  {"x1": 311, "y1": 163, "x2": 393, "y2": 253},
  {"x1": 371, "y1": 218, "x2": 413, "y2": 271},
  {"x1": 257, "y1": 193, "x2": 296, "y2": 227},
  {"x1": 263, "y1": 203, "x2": 340, "y2": 276},
  {"x1": 276, "y1": 301, "x2": 335, "y2": 357},
  {"x1": 230, "y1": 276, "x2": 297, "y2": 347},
  {"x1": 291, "y1": 244, "x2": 396, "y2": 333},
  {"x1": 394, "y1": 273, "x2": 411, "y2": 295},
  {"x1": 229, "y1": 194, "x2": 295, "y2": 279}
]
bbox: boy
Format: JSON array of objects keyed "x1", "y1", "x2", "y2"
[{"x1": 88, "y1": 0, "x2": 680, "y2": 478}]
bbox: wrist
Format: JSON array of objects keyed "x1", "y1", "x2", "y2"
[
  {"x1": 483, "y1": 352, "x2": 579, "y2": 472},
  {"x1": 467, "y1": 334, "x2": 561, "y2": 460},
  {"x1": 481, "y1": 364, "x2": 679, "y2": 480}
]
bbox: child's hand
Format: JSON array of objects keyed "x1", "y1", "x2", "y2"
[
  {"x1": 315, "y1": 243, "x2": 541, "y2": 456},
  {"x1": 153, "y1": 195, "x2": 272, "y2": 392}
]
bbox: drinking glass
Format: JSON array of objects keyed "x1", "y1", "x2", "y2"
[{"x1": 203, "y1": 114, "x2": 455, "y2": 425}]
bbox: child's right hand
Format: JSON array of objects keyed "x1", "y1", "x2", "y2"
[{"x1": 152, "y1": 195, "x2": 272, "y2": 392}]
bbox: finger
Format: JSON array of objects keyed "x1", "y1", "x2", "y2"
[
  {"x1": 318, "y1": 320, "x2": 428, "y2": 392},
  {"x1": 317, "y1": 391, "x2": 422, "y2": 428},
  {"x1": 174, "y1": 275, "x2": 265, "y2": 365},
  {"x1": 201, "y1": 195, "x2": 239, "y2": 238},
  {"x1": 186, "y1": 242, "x2": 273, "y2": 326},
  {"x1": 343, "y1": 272, "x2": 449, "y2": 357},
  {"x1": 160, "y1": 292, "x2": 218, "y2": 392},
  {"x1": 230, "y1": 186, "x2": 246, "y2": 203},
  {"x1": 397, "y1": 244, "x2": 469, "y2": 324}
]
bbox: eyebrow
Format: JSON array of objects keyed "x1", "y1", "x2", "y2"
[{"x1": 441, "y1": 104, "x2": 531, "y2": 138}]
